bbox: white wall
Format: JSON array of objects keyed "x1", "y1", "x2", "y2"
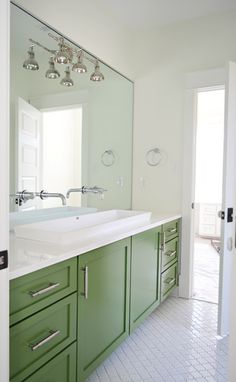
[
  {"x1": 195, "y1": 89, "x2": 224, "y2": 204},
  {"x1": 132, "y1": 11, "x2": 236, "y2": 214}
]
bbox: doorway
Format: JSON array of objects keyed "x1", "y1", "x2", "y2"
[
  {"x1": 41, "y1": 106, "x2": 83, "y2": 208},
  {"x1": 192, "y1": 87, "x2": 225, "y2": 304}
]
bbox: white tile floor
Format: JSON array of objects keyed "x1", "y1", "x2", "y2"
[
  {"x1": 193, "y1": 238, "x2": 220, "y2": 304},
  {"x1": 86, "y1": 297, "x2": 228, "y2": 382}
]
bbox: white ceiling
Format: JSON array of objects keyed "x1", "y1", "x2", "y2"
[{"x1": 99, "y1": 0, "x2": 236, "y2": 30}]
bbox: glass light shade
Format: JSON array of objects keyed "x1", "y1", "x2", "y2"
[
  {"x1": 60, "y1": 67, "x2": 74, "y2": 87},
  {"x1": 72, "y1": 54, "x2": 87, "y2": 73},
  {"x1": 23, "y1": 46, "x2": 39, "y2": 71},
  {"x1": 90, "y1": 62, "x2": 104, "y2": 81},
  {"x1": 45, "y1": 58, "x2": 60, "y2": 79}
]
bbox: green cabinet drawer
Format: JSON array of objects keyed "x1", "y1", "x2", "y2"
[
  {"x1": 163, "y1": 219, "x2": 180, "y2": 243},
  {"x1": 24, "y1": 343, "x2": 76, "y2": 382},
  {"x1": 10, "y1": 293, "x2": 77, "y2": 382},
  {"x1": 10, "y1": 257, "x2": 77, "y2": 325},
  {"x1": 161, "y1": 262, "x2": 178, "y2": 302},
  {"x1": 130, "y1": 227, "x2": 161, "y2": 332},
  {"x1": 162, "y1": 237, "x2": 178, "y2": 272}
]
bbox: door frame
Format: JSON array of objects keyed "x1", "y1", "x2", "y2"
[
  {"x1": 180, "y1": 67, "x2": 225, "y2": 300},
  {"x1": 0, "y1": 0, "x2": 9, "y2": 381}
]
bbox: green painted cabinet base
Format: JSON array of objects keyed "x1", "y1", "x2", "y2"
[
  {"x1": 130, "y1": 227, "x2": 161, "y2": 332},
  {"x1": 24, "y1": 343, "x2": 77, "y2": 382},
  {"x1": 10, "y1": 219, "x2": 181, "y2": 382},
  {"x1": 10, "y1": 293, "x2": 77, "y2": 382},
  {"x1": 77, "y1": 238, "x2": 131, "y2": 382}
]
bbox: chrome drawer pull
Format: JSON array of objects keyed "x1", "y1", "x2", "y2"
[
  {"x1": 164, "y1": 277, "x2": 175, "y2": 285},
  {"x1": 29, "y1": 282, "x2": 60, "y2": 298},
  {"x1": 167, "y1": 227, "x2": 177, "y2": 233},
  {"x1": 29, "y1": 329, "x2": 60, "y2": 351},
  {"x1": 81, "y1": 266, "x2": 88, "y2": 299},
  {"x1": 165, "y1": 250, "x2": 177, "y2": 258},
  {"x1": 160, "y1": 232, "x2": 166, "y2": 251}
]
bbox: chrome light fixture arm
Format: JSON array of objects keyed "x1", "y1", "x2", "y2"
[
  {"x1": 47, "y1": 33, "x2": 97, "y2": 66},
  {"x1": 29, "y1": 38, "x2": 56, "y2": 54}
]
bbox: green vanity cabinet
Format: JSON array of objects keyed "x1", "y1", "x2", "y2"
[
  {"x1": 77, "y1": 238, "x2": 131, "y2": 382},
  {"x1": 160, "y1": 219, "x2": 180, "y2": 302},
  {"x1": 10, "y1": 258, "x2": 78, "y2": 382},
  {"x1": 10, "y1": 218, "x2": 181, "y2": 382},
  {"x1": 130, "y1": 227, "x2": 161, "y2": 332}
]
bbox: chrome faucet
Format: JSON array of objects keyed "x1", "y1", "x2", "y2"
[
  {"x1": 66, "y1": 186, "x2": 107, "y2": 199},
  {"x1": 10, "y1": 190, "x2": 35, "y2": 206},
  {"x1": 35, "y1": 190, "x2": 67, "y2": 206},
  {"x1": 10, "y1": 189, "x2": 67, "y2": 206}
]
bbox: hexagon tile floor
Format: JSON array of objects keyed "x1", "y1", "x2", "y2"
[{"x1": 86, "y1": 297, "x2": 228, "y2": 382}]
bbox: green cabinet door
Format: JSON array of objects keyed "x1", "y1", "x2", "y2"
[
  {"x1": 130, "y1": 227, "x2": 161, "y2": 332},
  {"x1": 77, "y1": 238, "x2": 130, "y2": 382}
]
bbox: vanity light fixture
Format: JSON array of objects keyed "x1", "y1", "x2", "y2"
[
  {"x1": 45, "y1": 57, "x2": 60, "y2": 79},
  {"x1": 23, "y1": 46, "x2": 39, "y2": 71},
  {"x1": 60, "y1": 66, "x2": 74, "y2": 87},
  {"x1": 90, "y1": 60, "x2": 105, "y2": 81},
  {"x1": 72, "y1": 52, "x2": 87, "y2": 73},
  {"x1": 23, "y1": 34, "x2": 105, "y2": 85},
  {"x1": 54, "y1": 37, "x2": 72, "y2": 64}
]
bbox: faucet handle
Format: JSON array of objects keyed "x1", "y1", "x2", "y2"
[
  {"x1": 39, "y1": 190, "x2": 48, "y2": 200},
  {"x1": 93, "y1": 186, "x2": 107, "y2": 193}
]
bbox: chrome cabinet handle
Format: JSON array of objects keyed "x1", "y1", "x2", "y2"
[
  {"x1": 167, "y1": 227, "x2": 177, "y2": 233},
  {"x1": 160, "y1": 232, "x2": 166, "y2": 251},
  {"x1": 29, "y1": 329, "x2": 60, "y2": 351},
  {"x1": 165, "y1": 250, "x2": 177, "y2": 258},
  {"x1": 29, "y1": 282, "x2": 60, "y2": 298},
  {"x1": 81, "y1": 266, "x2": 88, "y2": 299},
  {"x1": 164, "y1": 277, "x2": 175, "y2": 285}
]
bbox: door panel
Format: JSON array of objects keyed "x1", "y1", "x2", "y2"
[
  {"x1": 17, "y1": 97, "x2": 42, "y2": 210},
  {"x1": 130, "y1": 228, "x2": 160, "y2": 330},
  {"x1": 218, "y1": 62, "x2": 236, "y2": 336},
  {"x1": 77, "y1": 239, "x2": 130, "y2": 380}
]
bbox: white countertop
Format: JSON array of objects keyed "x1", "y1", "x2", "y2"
[{"x1": 9, "y1": 213, "x2": 181, "y2": 280}]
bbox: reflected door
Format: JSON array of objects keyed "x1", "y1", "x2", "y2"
[{"x1": 17, "y1": 97, "x2": 42, "y2": 210}]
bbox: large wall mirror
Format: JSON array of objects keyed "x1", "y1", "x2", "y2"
[{"x1": 10, "y1": 3, "x2": 133, "y2": 213}]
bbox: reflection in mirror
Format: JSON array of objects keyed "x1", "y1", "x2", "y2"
[{"x1": 10, "y1": 3, "x2": 133, "y2": 213}]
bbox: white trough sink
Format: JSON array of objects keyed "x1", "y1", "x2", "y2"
[
  {"x1": 14, "y1": 210, "x2": 151, "y2": 245},
  {"x1": 10, "y1": 206, "x2": 97, "y2": 231}
]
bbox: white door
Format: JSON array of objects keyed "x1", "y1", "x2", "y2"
[
  {"x1": 218, "y1": 62, "x2": 236, "y2": 336},
  {"x1": 17, "y1": 97, "x2": 42, "y2": 210},
  {"x1": 0, "y1": 0, "x2": 9, "y2": 380},
  {"x1": 181, "y1": 66, "x2": 236, "y2": 337}
]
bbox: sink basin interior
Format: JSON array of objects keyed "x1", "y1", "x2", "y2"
[
  {"x1": 10, "y1": 206, "x2": 97, "y2": 231},
  {"x1": 14, "y1": 210, "x2": 152, "y2": 245}
]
